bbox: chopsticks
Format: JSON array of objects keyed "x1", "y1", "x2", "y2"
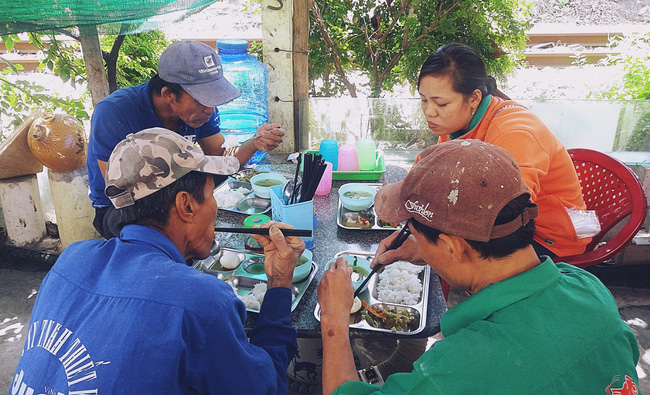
[
  {"x1": 294, "y1": 152, "x2": 327, "y2": 203},
  {"x1": 352, "y1": 225, "x2": 411, "y2": 299},
  {"x1": 214, "y1": 227, "x2": 312, "y2": 237},
  {"x1": 289, "y1": 153, "x2": 302, "y2": 204}
]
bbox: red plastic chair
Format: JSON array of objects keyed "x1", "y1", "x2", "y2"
[
  {"x1": 441, "y1": 148, "x2": 648, "y2": 300},
  {"x1": 551, "y1": 148, "x2": 648, "y2": 268}
]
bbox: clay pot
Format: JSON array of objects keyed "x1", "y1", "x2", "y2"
[{"x1": 28, "y1": 113, "x2": 87, "y2": 173}]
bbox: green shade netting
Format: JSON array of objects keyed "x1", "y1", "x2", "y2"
[{"x1": 0, "y1": 0, "x2": 218, "y2": 36}]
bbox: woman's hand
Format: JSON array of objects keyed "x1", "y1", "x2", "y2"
[
  {"x1": 371, "y1": 229, "x2": 424, "y2": 269},
  {"x1": 251, "y1": 221, "x2": 304, "y2": 289},
  {"x1": 318, "y1": 257, "x2": 354, "y2": 321}
]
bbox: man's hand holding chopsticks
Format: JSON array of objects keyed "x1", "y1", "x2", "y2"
[
  {"x1": 371, "y1": 226, "x2": 424, "y2": 270},
  {"x1": 251, "y1": 220, "x2": 305, "y2": 289}
]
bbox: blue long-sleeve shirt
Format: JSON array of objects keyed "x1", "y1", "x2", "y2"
[{"x1": 10, "y1": 225, "x2": 297, "y2": 394}]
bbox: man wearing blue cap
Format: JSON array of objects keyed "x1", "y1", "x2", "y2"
[{"x1": 88, "y1": 40, "x2": 285, "y2": 239}]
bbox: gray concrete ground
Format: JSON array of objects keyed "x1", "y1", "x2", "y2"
[{"x1": 2, "y1": 264, "x2": 649, "y2": 394}]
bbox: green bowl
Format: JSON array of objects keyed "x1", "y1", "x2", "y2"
[
  {"x1": 250, "y1": 172, "x2": 287, "y2": 199},
  {"x1": 325, "y1": 255, "x2": 372, "y2": 292},
  {"x1": 338, "y1": 183, "x2": 377, "y2": 211},
  {"x1": 293, "y1": 249, "x2": 313, "y2": 283}
]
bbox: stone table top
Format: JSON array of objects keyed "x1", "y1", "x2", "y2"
[{"x1": 214, "y1": 153, "x2": 447, "y2": 339}]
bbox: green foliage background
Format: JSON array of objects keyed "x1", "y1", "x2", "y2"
[
  {"x1": 589, "y1": 33, "x2": 650, "y2": 151},
  {"x1": 1, "y1": 31, "x2": 170, "y2": 139},
  {"x1": 308, "y1": 0, "x2": 532, "y2": 97}
]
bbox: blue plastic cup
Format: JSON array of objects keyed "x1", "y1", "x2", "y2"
[{"x1": 318, "y1": 139, "x2": 339, "y2": 170}]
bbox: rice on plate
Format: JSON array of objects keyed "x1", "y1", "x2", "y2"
[
  {"x1": 376, "y1": 261, "x2": 424, "y2": 305},
  {"x1": 226, "y1": 281, "x2": 296, "y2": 311},
  {"x1": 237, "y1": 283, "x2": 267, "y2": 311},
  {"x1": 215, "y1": 186, "x2": 251, "y2": 208}
]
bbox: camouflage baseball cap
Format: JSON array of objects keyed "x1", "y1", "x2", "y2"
[{"x1": 105, "y1": 127, "x2": 240, "y2": 209}]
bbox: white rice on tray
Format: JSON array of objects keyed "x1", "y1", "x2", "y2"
[
  {"x1": 238, "y1": 283, "x2": 267, "y2": 311},
  {"x1": 215, "y1": 187, "x2": 251, "y2": 208},
  {"x1": 376, "y1": 261, "x2": 424, "y2": 305},
  {"x1": 226, "y1": 281, "x2": 296, "y2": 311}
]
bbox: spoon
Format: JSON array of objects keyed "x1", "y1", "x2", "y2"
[{"x1": 283, "y1": 179, "x2": 302, "y2": 204}]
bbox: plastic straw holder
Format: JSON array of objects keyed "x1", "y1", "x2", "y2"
[{"x1": 270, "y1": 185, "x2": 315, "y2": 249}]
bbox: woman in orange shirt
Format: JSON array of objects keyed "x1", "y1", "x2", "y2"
[{"x1": 380, "y1": 43, "x2": 588, "y2": 260}]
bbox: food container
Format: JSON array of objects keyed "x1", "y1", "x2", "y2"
[
  {"x1": 293, "y1": 249, "x2": 313, "y2": 283},
  {"x1": 213, "y1": 180, "x2": 272, "y2": 215},
  {"x1": 324, "y1": 255, "x2": 372, "y2": 293},
  {"x1": 250, "y1": 172, "x2": 287, "y2": 198},
  {"x1": 197, "y1": 250, "x2": 246, "y2": 276},
  {"x1": 194, "y1": 247, "x2": 318, "y2": 313},
  {"x1": 243, "y1": 214, "x2": 271, "y2": 252},
  {"x1": 338, "y1": 183, "x2": 377, "y2": 211},
  {"x1": 337, "y1": 183, "x2": 401, "y2": 231},
  {"x1": 315, "y1": 250, "x2": 430, "y2": 335}
]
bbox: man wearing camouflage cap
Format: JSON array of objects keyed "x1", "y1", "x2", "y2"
[
  {"x1": 11, "y1": 128, "x2": 302, "y2": 394},
  {"x1": 317, "y1": 140, "x2": 640, "y2": 394},
  {"x1": 88, "y1": 40, "x2": 286, "y2": 239}
]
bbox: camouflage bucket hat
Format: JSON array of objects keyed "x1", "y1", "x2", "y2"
[{"x1": 105, "y1": 127, "x2": 240, "y2": 209}]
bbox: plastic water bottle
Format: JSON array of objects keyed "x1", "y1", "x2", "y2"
[{"x1": 216, "y1": 39, "x2": 269, "y2": 165}]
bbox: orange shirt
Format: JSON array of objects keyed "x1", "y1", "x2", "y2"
[{"x1": 433, "y1": 96, "x2": 589, "y2": 257}]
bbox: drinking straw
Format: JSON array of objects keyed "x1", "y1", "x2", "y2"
[
  {"x1": 352, "y1": 225, "x2": 411, "y2": 298},
  {"x1": 214, "y1": 227, "x2": 312, "y2": 237}
]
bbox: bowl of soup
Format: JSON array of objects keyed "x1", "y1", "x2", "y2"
[
  {"x1": 293, "y1": 249, "x2": 313, "y2": 283},
  {"x1": 250, "y1": 172, "x2": 287, "y2": 199},
  {"x1": 338, "y1": 183, "x2": 377, "y2": 211}
]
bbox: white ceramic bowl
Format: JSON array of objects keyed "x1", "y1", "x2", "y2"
[
  {"x1": 338, "y1": 183, "x2": 377, "y2": 211},
  {"x1": 250, "y1": 172, "x2": 287, "y2": 199}
]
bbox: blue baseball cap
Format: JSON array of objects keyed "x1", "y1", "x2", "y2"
[{"x1": 158, "y1": 40, "x2": 241, "y2": 107}]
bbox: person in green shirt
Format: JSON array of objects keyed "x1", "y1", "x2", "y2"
[{"x1": 318, "y1": 139, "x2": 641, "y2": 394}]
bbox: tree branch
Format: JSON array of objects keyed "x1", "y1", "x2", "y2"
[
  {"x1": 379, "y1": 0, "x2": 463, "y2": 82},
  {"x1": 309, "y1": 0, "x2": 357, "y2": 97},
  {"x1": 104, "y1": 35, "x2": 125, "y2": 93}
]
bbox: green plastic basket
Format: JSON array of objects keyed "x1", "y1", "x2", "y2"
[{"x1": 303, "y1": 149, "x2": 386, "y2": 181}]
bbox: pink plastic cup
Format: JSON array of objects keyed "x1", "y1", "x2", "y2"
[
  {"x1": 315, "y1": 161, "x2": 334, "y2": 195},
  {"x1": 338, "y1": 144, "x2": 359, "y2": 172}
]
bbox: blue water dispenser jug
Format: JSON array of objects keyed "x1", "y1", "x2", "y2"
[{"x1": 216, "y1": 39, "x2": 269, "y2": 165}]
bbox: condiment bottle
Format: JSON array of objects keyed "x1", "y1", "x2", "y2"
[{"x1": 244, "y1": 214, "x2": 271, "y2": 252}]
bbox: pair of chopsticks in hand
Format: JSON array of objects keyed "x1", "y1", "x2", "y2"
[
  {"x1": 353, "y1": 225, "x2": 412, "y2": 298},
  {"x1": 214, "y1": 227, "x2": 312, "y2": 237}
]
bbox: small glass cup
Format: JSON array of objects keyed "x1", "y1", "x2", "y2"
[
  {"x1": 318, "y1": 139, "x2": 339, "y2": 170},
  {"x1": 315, "y1": 161, "x2": 333, "y2": 195},
  {"x1": 356, "y1": 139, "x2": 376, "y2": 171}
]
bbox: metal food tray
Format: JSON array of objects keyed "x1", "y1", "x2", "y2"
[
  {"x1": 314, "y1": 250, "x2": 430, "y2": 335},
  {"x1": 337, "y1": 183, "x2": 401, "y2": 231},
  {"x1": 213, "y1": 179, "x2": 272, "y2": 215},
  {"x1": 194, "y1": 248, "x2": 318, "y2": 313}
]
